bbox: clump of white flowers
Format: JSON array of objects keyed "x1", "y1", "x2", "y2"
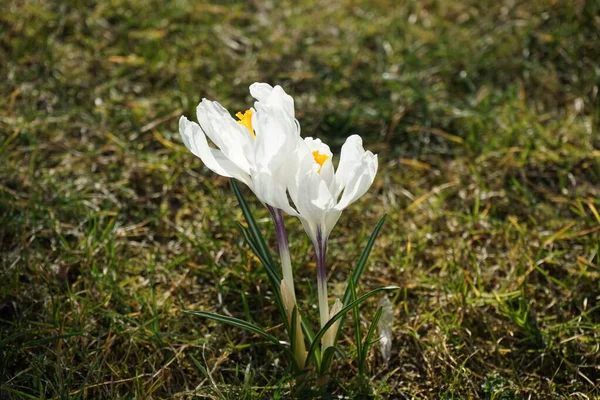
[{"x1": 180, "y1": 83, "x2": 396, "y2": 378}]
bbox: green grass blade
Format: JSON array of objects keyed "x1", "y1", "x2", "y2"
[
  {"x1": 184, "y1": 310, "x2": 282, "y2": 346},
  {"x1": 189, "y1": 354, "x2": 209, "y2": 378},
  {"x1": 342, "y1": 214, "x2": 387, "y2": 307},
  {"x1": 230, "y1": 179, "x2": 276, "y2": 268},
  {"x1": 236, "y1": 222, "x2": 282, "y2": 283},
  {"x1": 362, "y1": 306, "x2": 384, "y2": 371},
  {"x1": 289, "y1": 305, "x2": 298, "y2": 368},
  {"x1": 236, "y1": 221, "x2": 289, "y2": 333},
  {"x1": 333, "y1": 214, "x2": 387, "y2": 348},
  {"x1": 320, "y1": 345, "x2": 346, "y2": 373},
  {"x1": 0, "y1": 387, "x2": 39, "y2": 400},
  {"x1": 304, "y1": 285, "x2": 399, "y2": 368},
  {"x1": 290, "y1": 305, "x2": 297, "y2": 348},
  {"x1": 350, "y1": 279, "x2": 363, "y2": 373},
  {"x1": 299, "y1": 309, "x2": 320, "y2": 371}
]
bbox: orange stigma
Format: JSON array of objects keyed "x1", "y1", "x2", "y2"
[
  {"x1": 312, "y1": 150, "x2": 329, "y2": 174},
  {"x1": 236, "y1": 109, "x2": 255, "y2": 138}
]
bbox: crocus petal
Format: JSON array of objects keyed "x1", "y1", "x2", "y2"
[
  {"x1": 265, "y1": 85, "x2": 295, "y2": 118},
  {"x1": 252, "y1": 169, "x2": 298, "y2": 216},
  {"x1": 249, "y1": 82, "x2": 274, "y2": 103},
  {"x1": 291, "y1": 169, "x2": 335, "y2": 245},
  {"x1": 323, "y1": 209, "x2": 342, "y2": 241},
  {"x1": 196, "y1": 99, "x2": 254, "y2": 175},
  {"x1": 302, "y1": 137, "x2": 335, "y2": 187},
  {"x1": 253, "y1": 106, "x2": 298, "y2": 170},
  {"x1": 249, "y1": 106, "x2": 300, "y2": 214},
  {"x1": 333, "y1": 135, "x2": 366, "y2": 200},
  {"x1": 251, "y1": 83, "x2": 295, "y2": 119},
  {"x1": 334, "y1": 151, "x2": 378, "y2": 212},
  {"x1": 179, "y1": 116, "x2": 252, "y2": 187}
]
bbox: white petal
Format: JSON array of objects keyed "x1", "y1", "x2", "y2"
[
  {"x1": 253, "y1": 106, "x2": 297, "y2": 171},
  {"x1": 334, "y1": 151, "x2": 378, "y2": 211},
  {"x1": 302, "y1": 137, "x2": 335, "y2": 185},
  {"x1": 249, "y1": 82, "x2": 274, "y2": 102},
  {"x1": 251, "y1": 169, "x2": 297, "y2": 216},
  {"x1": 196, "y1": 99, "x2": 254, "y2": 174},
  {"x1": 252, "y1": 84, "x2": 295, "y2": 119},
  {"x1": 333, "y1": 135, "x2": 366, "y2": 200},
  {"x1": 266, "y1": 85, "x2": 295, "y2": 118},
  {"x1": 323, "y1": 209, "x2": 342, "y2": 240},
  {"x1": 294, "y1": 170, "x2": 336, "y2": 244},
  {"x1": 245, "y1": 105, "x2": 300, "y2": 214},
  {"x1": 179, "y1": 116, "x2": 252, "y2": 187},
  {"x1": 303, "y1": 137, "x2": 333, "y2": 158}
]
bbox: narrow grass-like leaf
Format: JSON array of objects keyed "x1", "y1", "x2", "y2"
[
  {"x1": 189, "y1": 354, "x2": 226, "y2": 400},
  {"x1": 320, "y1": 345, "x2": 346, "y2": 374},
  {"x1": 350, "y1": 279, "x2": 363, "y2": 373},
  {"x1": 189, "y1": 354, "x2": 209, "y2": 378},
  {"x1": 185, "y1": 310, "x2": 282, "y2": 346},
  {"x1": 290, "y1": 305, "x2": 297, "y2": 348},
  {"x1": 342, "y1": 214, "x2": 387, "y2": 307},
  {"x1": 231, "y1": 180, "x2": 292, "y2": 335},
  {"x1": 236, "y1": 222, "x2": 282, "y2": 283},
  {"x1": 305, "y1": 285, "x2": 399, "y2": 368},
  {"x1": 236, "y1": 222, "x2": 289, "y2": 333},
  {"x1": 0, "y1": 387, "x2": 39, "y2": 400},
  {"x1": 289, "y1": 305, "x2": 298, "y2": 369},
  {"x1": 362, "y1": 306, "x2": 383, "y2": 372},
  {"x1": 333, "y1": 214, "x2": 387, "y2": 349},
  {"x1": 231, "y1": 179, "x2": 275, "y2": 267},
  {"x1": 241, "y1": 290, "x2": 252, "y2": 323},
  {"x1": 24, "y1": 331, "x2": 85, "y2": 346},
  {"x1": 299, "y1": 311, "x2": 320, "y2": 371}
]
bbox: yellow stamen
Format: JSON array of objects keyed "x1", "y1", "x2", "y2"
[
  {"x1": 236, "y1": 109, "x2": 255, "y2": 138},
  {"x1": 312, "y1": 150, "x2": 329, "y2": 174}
]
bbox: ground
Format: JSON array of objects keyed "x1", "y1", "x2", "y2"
[{"x1": 1, "y1": 0, "x2": 599, "y2": 398}]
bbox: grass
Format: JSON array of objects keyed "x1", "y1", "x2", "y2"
[{"x1": 1, "y1": 0, "x2": 599, "y2": 398}]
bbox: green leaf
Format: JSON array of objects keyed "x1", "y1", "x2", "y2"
[
  {"x1": 233, "y1": 197, "x2": 288, "y2": 333},
  {"x1": 342, "y1": 214, "x2": 387, "y2": 307},
  {"x1": 350, "y1": 279, "x2": 363, "y2": 373},
  {"x1": 0, "y1": 387, "x2": 39, "y2": 400},
  {"x1": 361, "y1": 306, "x2": 383, "y2": 372},
  {"x1": 236, "y1": 222, "x2": 283, "y2": 290},
  {"x1": 230, "y1": 179, "x2": 316, "y2": 365},
  {"x1": 185, "y1": 310, "x2": 282, "y2": 346},
  {"x1": 189, "y1": 354, "x2": 209, "y2": 377},
  {"x1": 304, "y1": 285, "x2": 399, "y2": 368},
  {"x1": 290, "y1": 305, "x2": 297, "y2": 358},
  {"x1": 231, "y1": 179, "x2": 275, "y2": 268},
  {"x1": 333, "y1": 214, "x2": 387, "y2": 349},
  {"x1": 189, "y1": 354, "x2": 226, "y2": 400},
  {"x1": 320, "y1": 345, "x2": 346, "y2": 373},
  {"x1": 299, "y1": 308, "x2": 320, "y2": 371}
]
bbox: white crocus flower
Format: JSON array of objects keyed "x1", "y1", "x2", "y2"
[
  {"x1": 179, "y1": 83, "x2": 306, "y2": 365},
  {"x1": 287, "y1": 134, "x2": 378, "y2": 347},
  {"x1": 179, "y1": 82, "x2": 298, "y2": 216}
]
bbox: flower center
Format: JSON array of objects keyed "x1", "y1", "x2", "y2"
[
  {"x1": 312, "y1": 150, "x2": 329, "y2": 174},
  {"x1": 236, "y1": 109, "x2": 255, "y2": 138}
]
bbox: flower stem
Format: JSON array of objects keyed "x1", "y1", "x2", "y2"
[
  {"x1": 267, "y1": 206, "x2": 296, "y2": 303},
  {"x1": 315, "y1": 227, "x2": 329, "y2": 329}
]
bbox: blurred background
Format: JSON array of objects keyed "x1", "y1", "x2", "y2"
[{"x1": 1, "y1": 0, "x2": 599, "y2": 398}]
